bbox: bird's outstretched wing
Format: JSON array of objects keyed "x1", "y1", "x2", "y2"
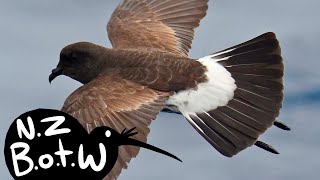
[
  {"x1": 107, "y1": 0, "x2": 209, "y2": 57},
  {"x1": 61, "y1": 74, "x2": 170, "y2": 180}
]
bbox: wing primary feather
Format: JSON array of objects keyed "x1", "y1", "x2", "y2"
[{"x1": 107, "y1": 0, "x2": 209, "y2": 57}]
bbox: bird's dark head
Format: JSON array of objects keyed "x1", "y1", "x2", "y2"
[{"x1": 49, "y1": 42, "x2": 107, "y2": 84}]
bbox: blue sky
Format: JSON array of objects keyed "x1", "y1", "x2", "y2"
[{"x1": 1, "y1": 0, "x2": 319, "y2": 179}]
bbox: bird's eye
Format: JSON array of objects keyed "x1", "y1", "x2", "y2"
[
  {"x1": 70, "y1": 52, "x2": 77, "y2": 60},
  {"x1": 105, "y1": 130, "x2": 111, "y2": 138}
]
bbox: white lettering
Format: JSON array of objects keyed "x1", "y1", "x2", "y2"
[
  {"x1": 41, "y1": 116, "x2": 71, "y2": 136},
  {"x1": 38, "y1": 154, "x2": 54, "y2": 169},
  {"x1": 16, "y1": 117, "x2": 35, "y2": 140},
  {"x1": 78, "y1": 143, "x2": 106, "y2": 172},
  {"x1": 10, "y1": 142, "x2": 34, "y2": 177},
  {"x1": 54, "y1": 139, "x2": 73, "y2": 167}
]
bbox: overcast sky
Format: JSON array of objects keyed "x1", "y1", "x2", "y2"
[{"x1": 1, "y1": 0, "x2": 319, "y2": 179}]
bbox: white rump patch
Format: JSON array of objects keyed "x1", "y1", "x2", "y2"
[{"x1": 166, "y1": 55, "x2": 237, "y2": 114}]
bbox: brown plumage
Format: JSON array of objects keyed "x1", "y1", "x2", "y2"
[
  {"x1": 49, "y1": 0, "x2": 288, "y2": 179},
  {"x1": 107, "y1": 0, "x2": 209, "y2": 57},
  {"x1": 61, "y1": 75, "x2": 170, "y2": 178}
]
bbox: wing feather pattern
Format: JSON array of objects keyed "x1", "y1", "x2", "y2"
[
  {"x1": 61, "y1": 74, "x2": 170, "y2": 180},
  {"x1": 107, "y1": 0, "x2": 208, "y2": 57}
]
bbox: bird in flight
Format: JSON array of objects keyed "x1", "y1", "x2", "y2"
[{"x1": 49, "y1": 0, "x2": 289, "y2": 179}]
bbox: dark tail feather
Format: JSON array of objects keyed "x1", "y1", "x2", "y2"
[
  {"x1": 214, "y1": 32, "x2": 284, "y2": 117},
  {"x1": 182, "y1": 32, "x2": 288, "y2": 157},
  {"x1": 162, "y1": 107, "x2": 291, "y2": 131},
  {"x1": 274, "y1": 120, "x2": 291, "y2": 131},
  {"x1": 254, "y1": 141, "x2": 279, "y2": 154}
]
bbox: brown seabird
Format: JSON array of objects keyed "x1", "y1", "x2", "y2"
[{"x1": 49, "y1": 0, "x2": 289, "y2": 179}]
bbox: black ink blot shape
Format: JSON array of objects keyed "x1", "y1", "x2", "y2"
[{"x1": 4, "y1": 109, "x2": 181, "y2": 180}]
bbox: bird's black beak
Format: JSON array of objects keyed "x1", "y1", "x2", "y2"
[{"x1": 49, "y1": 68, "x2": 63, "y2": 84}]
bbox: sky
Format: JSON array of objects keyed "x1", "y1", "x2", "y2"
[{"x1": 0, "y1": 0, "x2": 319, "y2": 179}]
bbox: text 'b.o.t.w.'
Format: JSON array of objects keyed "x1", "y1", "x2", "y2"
[{"x1": 4, "y1": 109, "x2": 181, "y2": 180}]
